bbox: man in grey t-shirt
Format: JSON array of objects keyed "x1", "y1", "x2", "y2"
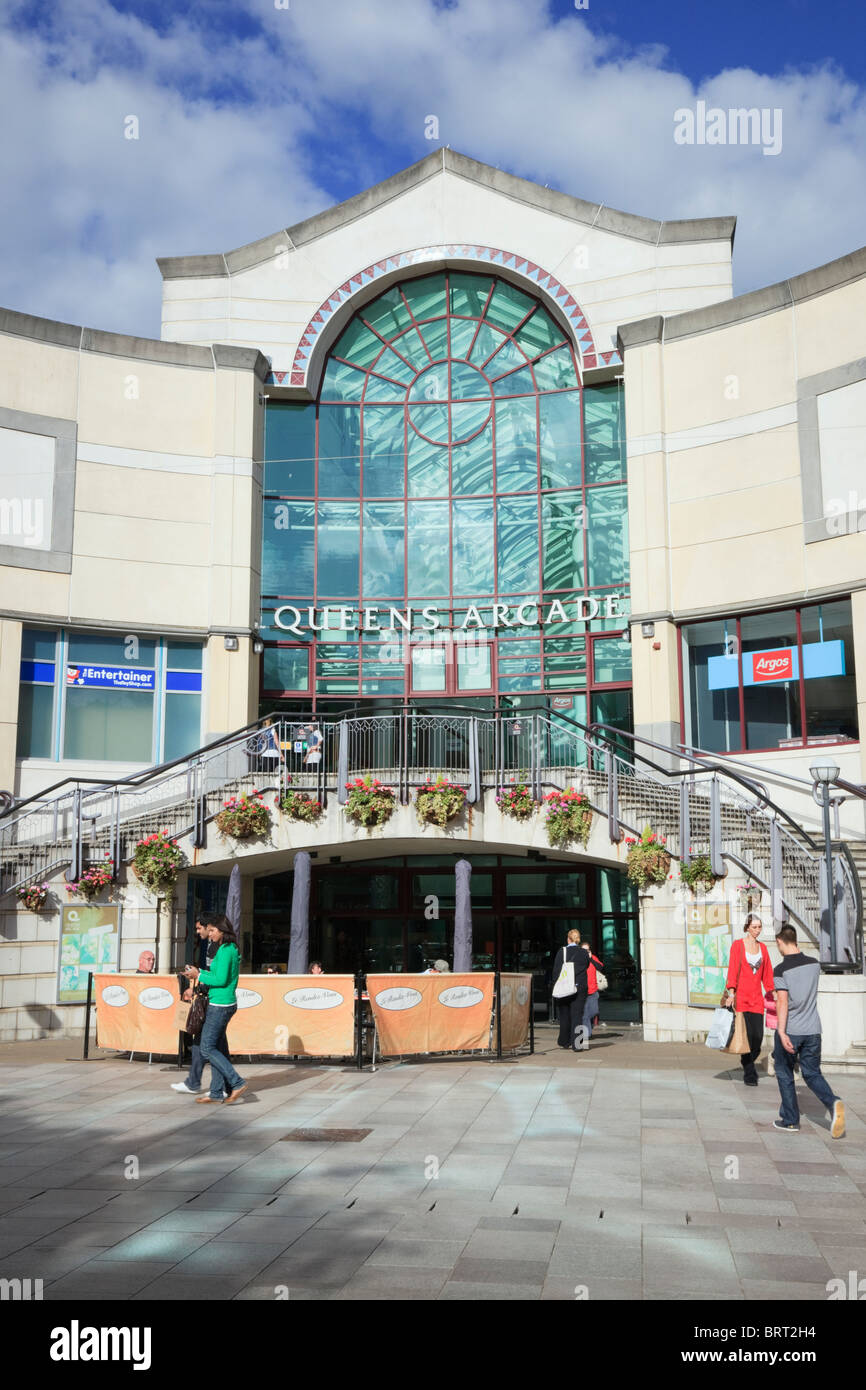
[{"x1": 772, "y1": 925, "x2": 845, "y2": 1137}]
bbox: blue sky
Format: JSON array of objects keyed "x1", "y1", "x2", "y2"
[{"x1": 1, "y1": 0, "x2": 864, "y2": 338}]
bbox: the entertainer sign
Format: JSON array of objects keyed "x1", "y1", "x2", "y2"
[{"x1": 66, "y1": 664, "x2": 155, "y2": 691}]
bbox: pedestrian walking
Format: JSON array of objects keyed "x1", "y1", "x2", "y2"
[
  {"x1": 552, "y1": 928, "x2": 592, "y2": 1052},
  {"x1": 582, "y1": 943, "x2": 606, "y2": 1040},
  {"x1": 171, "y1": 917, "x2": 228, "y2": 1098},
  {"x1": 772, "y1": 924, "x2": 845, "y2": 1137},
  {"x1": 183, "y1": 916, "x2": 249, "y2": 1106},
  {"x1": 724, "y1": 914, "x2": 775, "y2": 1086}
]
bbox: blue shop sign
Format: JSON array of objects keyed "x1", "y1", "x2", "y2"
[
  {"x1": 20, "y1": 660, "x2": 55, "y2": 684},
  {"x1": 66, "y1": 664, "x2": 155, "y2": 691},
  {"x1": 165, "y1": 670, "x2": 202, "y2": 693},
  {"x1": 707, "y1": 640, "x2": 845, "y2": 691}
]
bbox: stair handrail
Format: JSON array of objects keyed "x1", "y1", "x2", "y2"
[
  {"x1": 0, "y1": 712, "x2": 278, "y2": 824},
  {"x1": 587, "y1": 721, "x2": 822, "y2": 855}
]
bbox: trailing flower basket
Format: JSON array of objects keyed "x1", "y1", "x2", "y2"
[
  {"x1": 625, "y1": 826, "x2": 671, "y2": 891},
  {"x1": 544, "y1": 788, "x2": 593, "y2": 849},
  {"x1": 496, "y1": 782, "x2": 534, "y2": 820},
  {"x1": 132, "y1": 831, "x2": 185, "y2": 897},
  {"x1": 17, "y1": 883, "x2": 50, "y2": 913},
  {"x1": 679, "y1": 853, "x2": 724, "y2": 896},
  {"x1": 344, "y1": 776, "x2": 396, "y2": 828},
  {"x1": 65, "y1": 858, "x2": 115, "y2": 901},
  {"x1": 415, "y1": 776, "x2": 467, "y2": 828},
  {"x1": 279, "y1": 790, "x2": 323, "y2": 823},
  {"x1": 737, "y1": 880, "x2": 762, "y2": 907},
  {"x1": 215, "y1": 790, "x2": 272, "y2": 840}
]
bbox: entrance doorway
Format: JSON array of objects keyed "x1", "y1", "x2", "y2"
[{"x1": 251, "y1": 854, "x2": 641, "y2": 1023}]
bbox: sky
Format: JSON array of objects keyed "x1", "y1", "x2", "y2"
[{"x1": 1, "y1": 0, "x2": 864, "y2": 339}]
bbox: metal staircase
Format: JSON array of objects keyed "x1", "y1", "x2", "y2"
[{"x1": 1, "y1": 709, "x2": 862, "y2": 968}]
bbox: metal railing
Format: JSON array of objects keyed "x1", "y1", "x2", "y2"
[{"x1": 2, "y1": 705, "x2": 861, "y2": 969}]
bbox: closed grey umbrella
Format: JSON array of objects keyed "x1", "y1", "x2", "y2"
[
  {"x1": 288, "y1": 850, "x2": 311, "y2": 974},
  {"x1": 225, "y1": 863, "x2": 242, "y2": 936},
  {"x1": 453, "y1": 859, "x2": 473, "y2": 973}
]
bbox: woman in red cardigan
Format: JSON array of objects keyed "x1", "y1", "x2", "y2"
[{"x1": 724, "y1": 914, "x2": 776, "y2": 1086}]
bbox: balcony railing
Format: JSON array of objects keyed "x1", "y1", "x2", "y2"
[{"x1": 1, "y1": 707, "x2": 861, "y2": 969}]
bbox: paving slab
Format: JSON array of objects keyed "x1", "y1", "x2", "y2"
[{"x1": 0, "y1": 1038, "x2": 863, "y2": 1301}]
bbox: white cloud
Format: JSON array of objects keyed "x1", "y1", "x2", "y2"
[{"x1": 1, "y1": 0, "x2": 864, "y2": 339}]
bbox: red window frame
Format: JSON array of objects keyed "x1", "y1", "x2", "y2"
[
  {"x1": 677, "y1": 599, "x2": 859, "y2": 756},
  {"x1": 260, "y1": 642, "x2": 312, "y2": 697},
  {"x1": 409, "y1": 640, "x2": 495, "y2": 697}
]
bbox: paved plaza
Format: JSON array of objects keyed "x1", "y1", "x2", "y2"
[{"x1": 0, "y1": 1030, "x2": 864, "y2": 1302}]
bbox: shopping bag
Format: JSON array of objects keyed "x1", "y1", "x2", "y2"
[
  {"x1": 722, "y1": 1009, "x2": 750, "y2": 1054},
  {"x1": 705, "y1": 1007, "x2": 734, "y2": 1050},
  {"x1": 174, "y1": 1001, "x2": 192, "y2": 1033},
  {"x1": 552, "y1": 955, "x2": 576, "y2": 999},
  {"x1": 764, "y1": 997, "x2": 778, "y2": 1030}
]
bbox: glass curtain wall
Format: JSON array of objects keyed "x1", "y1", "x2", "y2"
[{"x1": 261, "y1": 270, "x2": 630, "y2": 714}]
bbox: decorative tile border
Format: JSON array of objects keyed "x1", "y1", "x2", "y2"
[{"x1": 266, "y1": 244, "x2": 620, "y2": 386}]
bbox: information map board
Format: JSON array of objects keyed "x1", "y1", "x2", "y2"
[{"x1": 685, "y1": 902, "x2": 733, "y2": 1007}]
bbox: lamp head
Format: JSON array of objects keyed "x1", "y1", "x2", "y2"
[{"x1": 809, "y1": 763, "x2": 839, "y2": 786}]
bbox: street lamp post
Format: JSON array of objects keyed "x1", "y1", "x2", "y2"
[{"x1": 810, "y1": 762, "x2": 840, "y2": 964}]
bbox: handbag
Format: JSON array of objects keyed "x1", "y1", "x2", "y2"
[
  {"x1": 764, "y1": 996, "x2": 778, "y2": 1030},
  {"x1": 595, "y1": 969, "x2": 608, "y2": 992},
  {"x1": 722, "y1": 1008, "x2": 750, "y2": 1054},
  {"x1": 552, "y1": 947, "x2": 576, "y2": 999},
  {"x1": 185, "y1": 989, "x2": 208, "y2": 1039}
]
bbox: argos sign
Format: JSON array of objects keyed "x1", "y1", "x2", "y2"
[{"x1": 751, "y1": 648, "x2": 794, "y2": 683}]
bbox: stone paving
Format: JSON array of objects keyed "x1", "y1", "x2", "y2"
[{"x1": 0, "y1": 1030, "x2": 864, "y2": 1301}]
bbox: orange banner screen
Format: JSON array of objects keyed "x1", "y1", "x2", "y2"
[
  {"x1": 367, "y1": 973, "x2": 494, "y2": 1056},
  {"x1": 94, "y1": 974, "x2": 355, "y2": 1057},
  {"x1": 94, "y1": 974, "x2": 181, "y2": 1053}
]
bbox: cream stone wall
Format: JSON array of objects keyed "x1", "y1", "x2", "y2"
[
  {"x1": 160, "y1": 155, "x2": 733, "y2": 373},
  {"x1": 0, "y1": 321, "x2": 266, "y2": 795}
]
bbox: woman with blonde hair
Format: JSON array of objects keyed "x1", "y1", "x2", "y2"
[{"x1": 552, "y1": 928, "x2": 592, "y2": 1052}]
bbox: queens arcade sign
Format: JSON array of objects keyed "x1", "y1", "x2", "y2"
[{"x1": 271, "y1": 593, "x2": 627, "y2": 637}]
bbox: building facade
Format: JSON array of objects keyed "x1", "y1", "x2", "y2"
[{"x1": 1, "y1": 151, "x2": 865, "y2": 1050}]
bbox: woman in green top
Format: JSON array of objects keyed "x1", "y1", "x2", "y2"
[{"x1": 183, "y1": 916, "x2": 248, "y2": 1104}]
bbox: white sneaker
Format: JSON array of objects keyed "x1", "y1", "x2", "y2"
[{"x1": 170, "y1": 1081, "x2": 200, "y2": 1094}]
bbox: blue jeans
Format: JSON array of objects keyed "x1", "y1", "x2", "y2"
[
  {"x1": 186, "y1": 1039, "x2": 228, "y2": 1096},
  {"x1": 774, "y1": 1032, "x2": 837, "y2": 1126},
  {"x1": 199, "y1": 1004, "x2": 245, "y2": 1100},
  {"x1": 583, "y1": 992, "x2": 599, "y2": 1039}
]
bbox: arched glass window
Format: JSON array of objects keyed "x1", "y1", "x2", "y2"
[{"x1": 262, "y1": 270, "x2": 628, "y2": 703}]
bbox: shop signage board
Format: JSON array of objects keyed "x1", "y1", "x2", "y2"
[
  {"x1": 269, "y1": 592, "x2": 628, "y2": 636},
  {"x1": 65, "y1": 664, "x2": 155, "y2": 691},
  {"x1": 685, "y1": 902, "x2": 732, "y2": 1007},
  {"x1": 707, "y1": 639, "x2": 845, "y2": 690},
  {"x1": 59, "y1": 905, "x2": 120, "y2": 1004}
]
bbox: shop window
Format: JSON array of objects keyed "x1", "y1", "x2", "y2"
[
  {"x1": 19, "y1": 631, "x2": 204, "y2": 765},
  {"x1": 17, "y1": 628, "x2": 57, "y2": 758},
  {"x1": 741, "y1": 610, "x2": 801, "y2": 749},
  {"x1": 681, "y1": 618, "x2": 740, "y2": 753},
  {"x1": 64, "y1": 633, "x2": 156, "y2": 761},
  {"x1": 681, "y1": 600, "x2": 858, "y2": 754}
]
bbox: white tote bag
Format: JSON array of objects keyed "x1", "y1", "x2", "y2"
[{"x1": 552, "y1": 947, "x2": 576, "y2": 999}]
